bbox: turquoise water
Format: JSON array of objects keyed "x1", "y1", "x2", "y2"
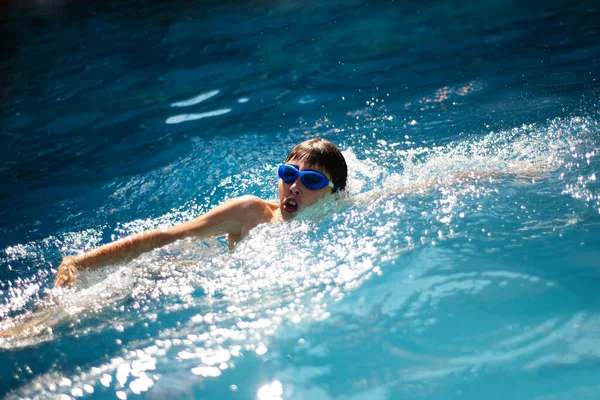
[{"x1": 1, "y1": 0, "x2": 600, "y2": 399}]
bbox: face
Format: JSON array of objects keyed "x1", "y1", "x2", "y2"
[{"x1": 278, "y1": 158, "x2": 333, "y2": 221}]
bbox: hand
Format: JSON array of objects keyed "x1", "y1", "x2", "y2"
[{"x1": 54, "y1": 256, "x2": 79, "y2": 287}]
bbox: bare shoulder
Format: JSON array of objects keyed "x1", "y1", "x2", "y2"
[
  {"x1": 232, "y1": 195, "x2": 269, "y2": 208},
  {"x1": 230, "y1": 195, "x2": 279, "y2": 236},
  {"x1": 235, "y1": 194, "x2": 264, "y2": 205},
  {"x1": 234, "y1": 195, "x2": 278, "y2": 215}
]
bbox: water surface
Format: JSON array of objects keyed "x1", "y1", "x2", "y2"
[{"x1": 1, "y1": 0, "x2": 600, "y2": 399}]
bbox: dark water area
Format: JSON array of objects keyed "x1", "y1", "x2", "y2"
[{"x1": 1, "y1": 0, "x2": 600, "y2": 399}]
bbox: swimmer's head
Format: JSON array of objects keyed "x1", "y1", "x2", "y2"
[{"x1": 284, "y1": 138, "x2": 347, "y2": 192}]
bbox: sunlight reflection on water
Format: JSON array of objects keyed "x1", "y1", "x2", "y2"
[{"x1": 1, "y1": 115, "x2": 600, "y2": 399}]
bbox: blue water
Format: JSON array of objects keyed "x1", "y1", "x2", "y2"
[{"x1": 1, "y1": 0, "x2": 600, "y2": 398}]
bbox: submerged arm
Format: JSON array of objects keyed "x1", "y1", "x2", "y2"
[
  {"x1": 54, "y1": 195, "x2": 264, "y2": 287},
  {"x1": 352, "y1": 161, "x2": 550, "y2": 203}
]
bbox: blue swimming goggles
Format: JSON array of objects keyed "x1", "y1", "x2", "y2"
[{"x1": 278, "y1": 164, "x2": 335, "y2": 190}]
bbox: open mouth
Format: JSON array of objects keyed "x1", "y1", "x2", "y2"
[{"x1": 283, "y1": 198, "x2": 299, "y2": 213}]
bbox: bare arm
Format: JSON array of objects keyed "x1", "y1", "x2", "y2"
[{"x1": 54, "y1": 195, "x2": 268, "y2": 287}]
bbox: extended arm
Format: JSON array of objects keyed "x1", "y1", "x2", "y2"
[{"x1": 54, "y1": 195, "x2": 267, "y2": 287}]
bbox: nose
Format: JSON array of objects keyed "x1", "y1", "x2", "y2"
[{"x1": 289, "y1": 177, "x2": 302, "y2": 195}]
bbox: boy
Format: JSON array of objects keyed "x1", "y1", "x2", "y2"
[{"x1": 54, "y1": 138, "x2": 348, "y2": 287}]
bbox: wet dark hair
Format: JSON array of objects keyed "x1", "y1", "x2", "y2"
[{"x1": 284, "y1": 138, "x2": 348, "y2": 192}]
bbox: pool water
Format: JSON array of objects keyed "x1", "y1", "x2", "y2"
[{"x1": 1, "y1": 0, "x2": 600, "y2": 399}]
